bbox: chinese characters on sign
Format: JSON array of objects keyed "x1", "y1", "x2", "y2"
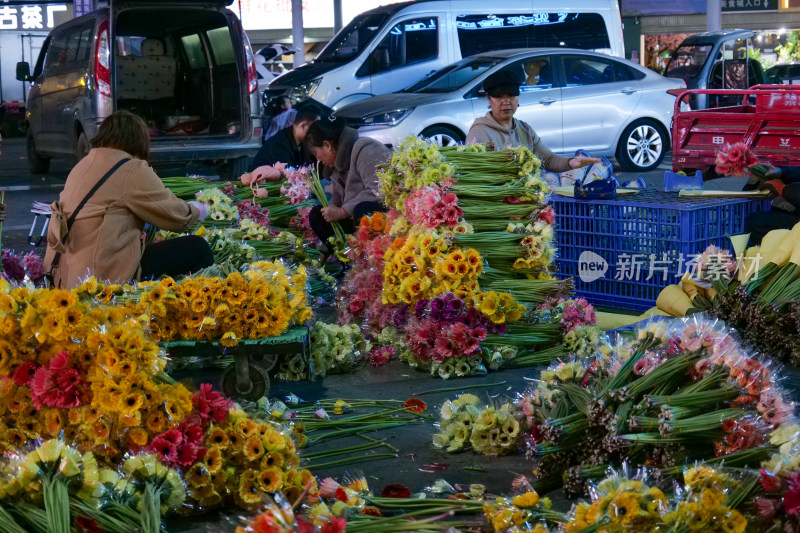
[
  {"x1": 720, "y1": 0, "x2": 775, "y2": 11},
  {"x1": 612, "y1": 252, "x2": 760, "y2": 282},
  {"x1": 576, "y1": 250, "x2": 761, "y2": 284},
  {"x1": 0, "y1": 4, "x2": 69, "y2": 31},
  {"x1": 73, "y1": 0, "x2": 94, "y2": 18}
]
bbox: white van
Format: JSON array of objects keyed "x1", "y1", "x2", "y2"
[{"x1": 264, "y1": 0, "x2": 624, "y2": 113}]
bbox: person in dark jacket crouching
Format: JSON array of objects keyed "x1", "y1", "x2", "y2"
[
  {"x1": 304, "y1": 117, "x2": 389, "y2": 261},
  {"x1": 250, "y1": 108, "x2": 319, "y2": 170}
]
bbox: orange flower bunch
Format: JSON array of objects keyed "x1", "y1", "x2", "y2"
[
  {"x1": 187, "y1": 408, "x2": 312, "y2": 509},
  {"x1": 125, "y1": 260, "x2": 312, "y2": 346},
  {"x1": 0, "y1": 281, "x2": 193, "y2": 463},
  {"x1": 0, "y1": 279, "x2": 309, "y2": 513},
  {"x1": 382, "y1": 230, "x2": 483, "y2": 306}
]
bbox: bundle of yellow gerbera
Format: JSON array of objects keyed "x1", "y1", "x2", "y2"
[
  {"x1": 382, "y1": 230, "x2": 483, "y2": 306},
  {"x1": 483, "y1": 488, "x2": 562, "y2": 533},
  {"x1": 564, "y1": 471, "x2": 667, "y2": 533},
  {"x1": 192, "y1": 408, "x2": 312, "y2": 510},
  {"x1": 123, "y1": 260, "x2": 312, "y2": 346}
]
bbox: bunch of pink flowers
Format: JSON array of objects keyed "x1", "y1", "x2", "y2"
[
  {"x1": 280, "y1": 166, "x2": 313, "y2": 205},
  {"x1": 403, "y1": 186, "x2": 462, "y2": 229}
]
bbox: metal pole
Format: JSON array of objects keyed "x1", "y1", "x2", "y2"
[
  {"x1": 706, "y1": 0, "x2": 722, "y2": 32},
  {"x1": 333, "y1": 0, "x2": 343, "y2": 33},
  {"x1": 291, "y1": 0, "x2": 305, "y2": 67}
]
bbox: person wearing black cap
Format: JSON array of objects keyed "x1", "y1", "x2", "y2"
[{"x1": 466, "y1": 69, "x2": 599, "y2": 173}]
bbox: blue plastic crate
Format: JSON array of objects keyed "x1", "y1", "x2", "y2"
[{"x1": 552, "y1": 190, "x2": 771, "y2": 312}]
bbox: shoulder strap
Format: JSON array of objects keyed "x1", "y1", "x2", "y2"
[{"x1": 50, "y1": 157, "x2": 131, "y2": 272}]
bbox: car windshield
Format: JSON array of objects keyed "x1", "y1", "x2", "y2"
[
  {"x1": 664, "y1": 44, "x2": 713, "y2": 80},
  {"x1": 316, "y1": 13, "x2": 388, "y2": 62},
  {"x1": 404, "y1": 57, "x2": 504, "y2": 93}
]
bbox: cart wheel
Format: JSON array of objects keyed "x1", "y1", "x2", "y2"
[{"x1": 221, "y1": 364, "x2": 269, "y2": 401}]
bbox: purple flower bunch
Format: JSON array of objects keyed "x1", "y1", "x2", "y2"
[
  {"x1": 561, "y1": 298, "x2": 596, "y2": 333},
  {"x1": 2, "y1": 250, "x2": 44, "y2": 283}
]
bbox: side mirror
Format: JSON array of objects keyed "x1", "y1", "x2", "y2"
[
  {"x1": 16, "y1": 61, "x2": 32, "y2": 82},
  {"x1": 368, "y1": 48, "x2": 391, "y2": 74}
]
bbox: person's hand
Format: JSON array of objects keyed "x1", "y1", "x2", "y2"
[
  {"x1": 188, "y1": 200, "x2": 209, "y2": 221},
  {"x1": 569, "y1": 156, "x2": 601, "y2": 169},
  {"x1": 321, "y1": 205, "x2": 348, "y2": 222},
  {"x1": 762, "y1": 162, "x2": 782, "y2": 179},
  {"x1": 0, "y1": 203, "x2": 5, "y2": 222}
]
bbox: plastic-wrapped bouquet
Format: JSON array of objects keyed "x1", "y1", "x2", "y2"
[
  {"x1": 715, "y1": 142, "x2": 758, "y2": 178},
  {"x1": 432, "y1": 393, "x2": 521, "y2": 455},
  {"x1": 309, "y1": 322, "x2": 371, "y2": 378},
  {"x1": 196, "y1": 188, "x2": 239, "y2": 222}
]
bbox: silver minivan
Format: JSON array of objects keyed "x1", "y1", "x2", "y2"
[
  {"x1": 16, "y1": 0, "x2": 261, "y2": 178},
  {"x1": 264, "y1": 0, "x2": 625, "y2": 114}
]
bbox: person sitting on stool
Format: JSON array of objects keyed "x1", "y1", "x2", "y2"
[
  {"x1": 304, "y1": 117, "x2": 389, "y2": 262},
  {"x1": 44, "y1": 111, "x2": 213, "y2": 288},
  {"x1": 745, "y1": 162, "x2": 800, "y2": 245}
]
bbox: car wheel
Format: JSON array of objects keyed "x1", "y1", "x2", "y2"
[
  {"x1": 420, "y1": 126, "x2": 463, "y2": 147},
  {"x1": 617, "y1": 119, "x2": 666, "y2": 172},
  {"x1": 27, "y1": 131, "x2": 50, "y2": 174},
  {"x1": 75, "y1": 131, "x2": 90, "y2": 163}
]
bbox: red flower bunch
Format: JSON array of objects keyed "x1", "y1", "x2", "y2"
[
  {"x1": 403, "y1": 186, "x2": 462, "y2": 229},
  {"x1": 148, "y1": 416, "x2": 206, "y2": 468},
  {"x1": 192, "y1": 383, "x2": 232, "y2": 423},
  {"x1": 406, "y1": 296, "x2": 499, "y2": 363},
  {"x1": 714, "y1": 417, "x2": 765, "y2": 456},
  {"x1": 715, "y1": 142, "x2": 758, "y2": 178},
  {"x1": 560, "y1": 298, "x2": 597, "y2": 333},
  {"x1": 337, "y1": 213, "x2": 393, "y2": 328},
  {"x1": 381, "y1": 483, "x2": 411, "y2": 498},
  {"x1": 368, "y1": 346, "x2": 395, "y2": 367},
  {"x1": 754, "y1": 469, "x2": 800, "y2": 525},
  {"x1": 30, "y1": 351, "x2": 87, "y2": 410},
  {"x1": 237, "y1": 200, "x2": 271, "y2": 227}
]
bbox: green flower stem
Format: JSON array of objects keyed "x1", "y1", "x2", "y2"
[
  {"x1": 11, "y1": 503, "x2": 49, "y2": 533},
  {"x1": 357, "y1": 432, "x2": 401, "y2": 453},
  {"x1": 0, "y1": 504, "x2": 29, "y2": 533},
  {"x1": 725, "y1": 472, "x2": 761, "y2": 510},
  {"x1": 309, "y1": 422, "x2": 408, "y2": 442},
  {"x1": 645, "y1": 386, "x2": 741, "y2": 408},
  {"x1": 71, "y1": 501, "x2": 140, "y2": 533},
  {"x1": 301, "y1": 440, "x2": 386, "y2": 460},
  {"x1": 413, "y1": 380, "x2": 508, "y2": 396},
  {"x1": 43, "y1": 479, "x2": 70, "y2": 533},
  {"x1": 305, "y1": 452, "x2": 397, "y2": 470},
  {"x1": 601, "y1": 335, "x2": 654, "y2": 394},
  {"x1": 140, "y1": 483, "x2": 161, "y2": 533}
]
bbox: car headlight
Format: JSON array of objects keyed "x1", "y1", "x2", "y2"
[
  {"x1": 288, "y1": 78, "x2": 321, "y2": 104},
  {"x1": 361, "y1": 109, "x2": 413, "y2": 127}
]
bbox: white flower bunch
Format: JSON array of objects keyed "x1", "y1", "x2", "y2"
[
  {"x1": 309, "y1": 322, "x2": 371, "y2": 378},
  {"x1": 196, "y1": 188, "x2": 238, "y2": 221},
  {"x1": 432, "y1": 393, "x2": 482, "y2": 452}
]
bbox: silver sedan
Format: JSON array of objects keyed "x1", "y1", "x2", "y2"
[{"x1": 336, "y1": 48, "x2": 685, "y2": 172}]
